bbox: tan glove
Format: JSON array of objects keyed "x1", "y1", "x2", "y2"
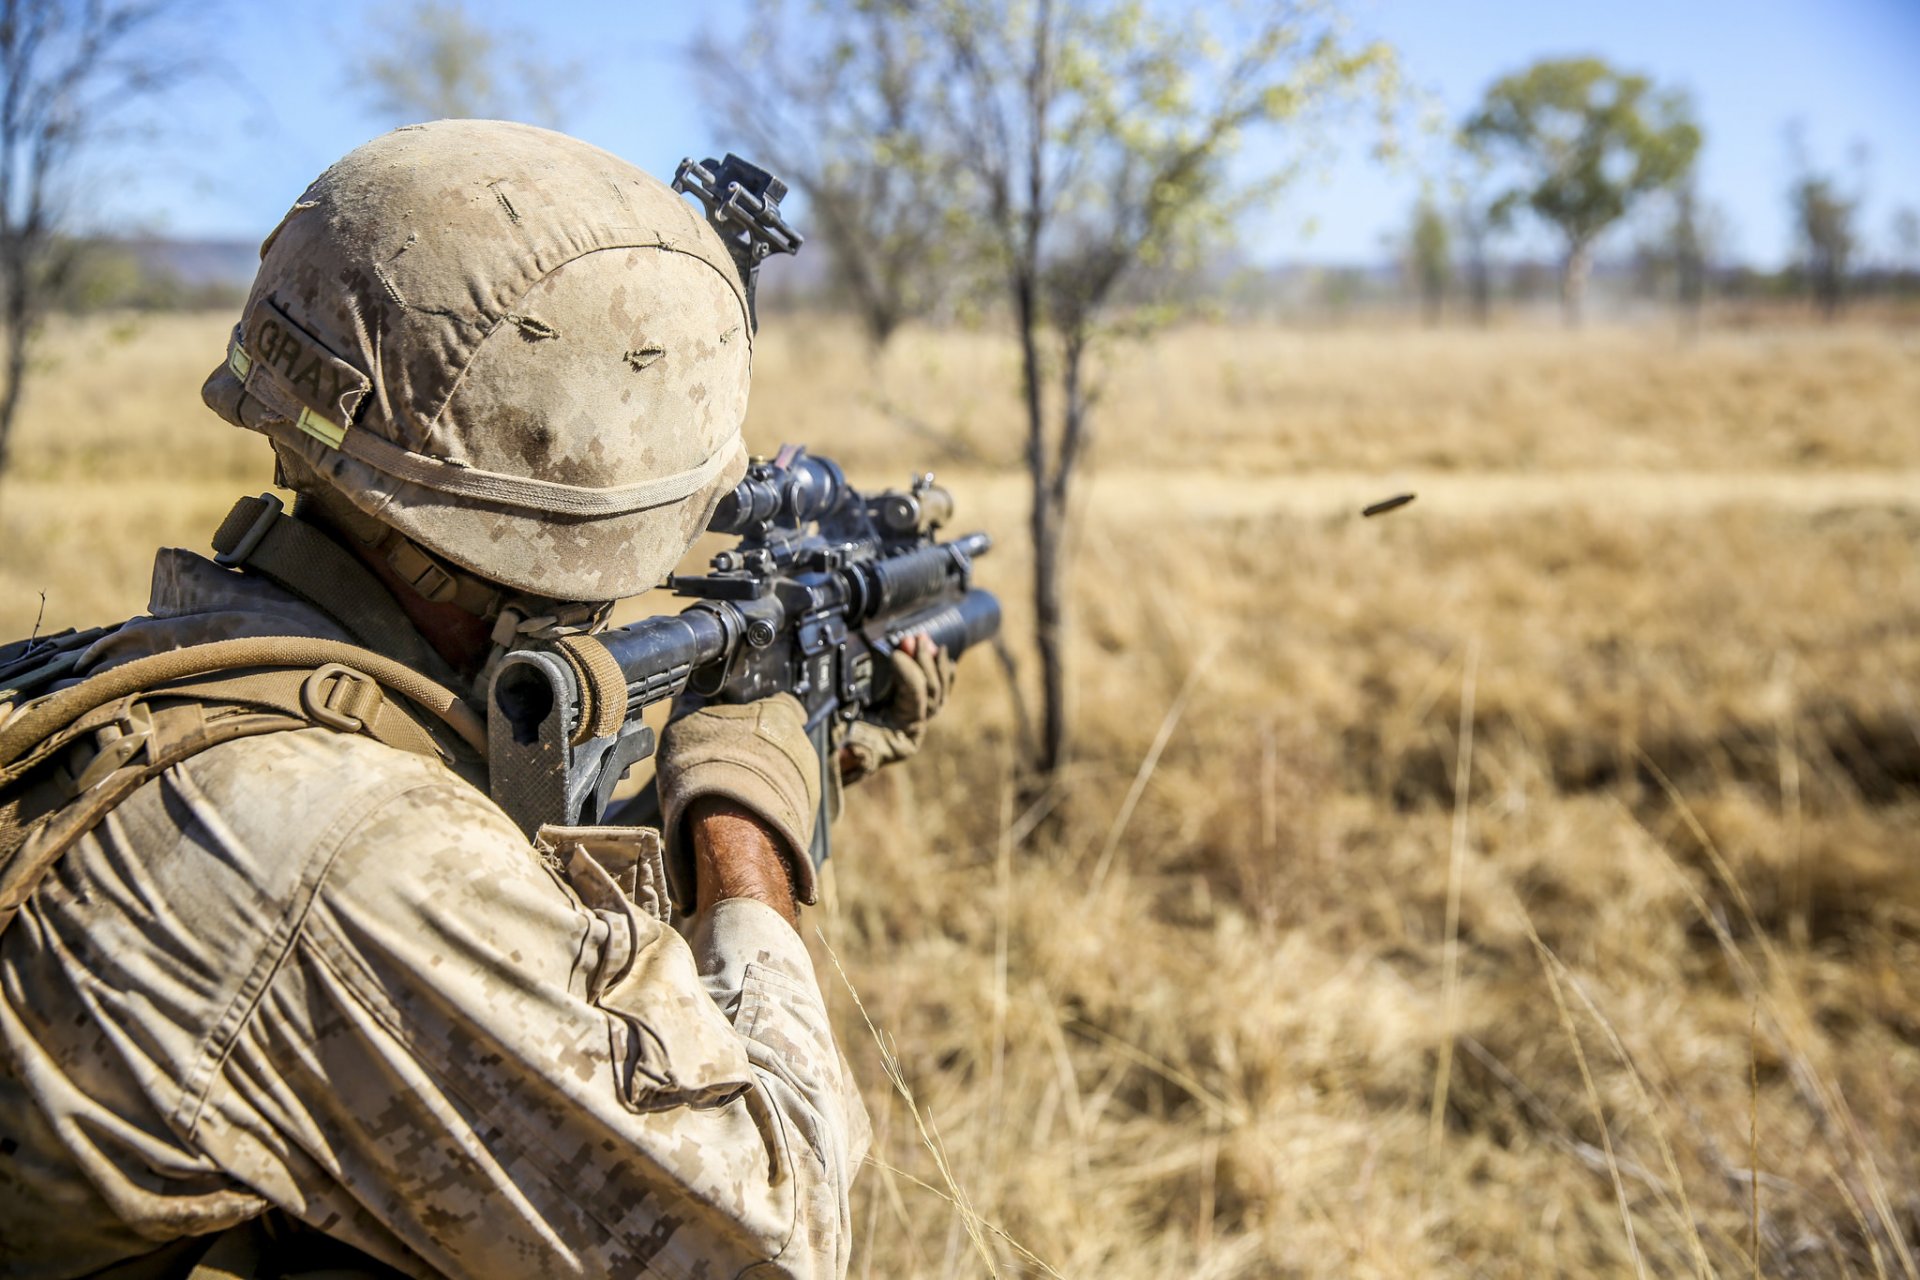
[
  {"x1": 657, "y1": 693, "x2": 822, "y2": 910},
  {"x1": 840, "y1": 635, "x2": 956, "y2": 786}
]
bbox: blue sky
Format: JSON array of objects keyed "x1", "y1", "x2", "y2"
[{"x1": 99, "y1": 0, "x2": 1919, "y2": 268}]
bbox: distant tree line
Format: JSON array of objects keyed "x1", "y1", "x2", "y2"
[
  {"x1": 35, "y1": 237, "x2": 247, "y2": 313},
  {"x1": 1386, "y1": 61, "x2": 1915, "y2": 329},
  {"x1": 716, "y1": 46, "x2": 1919, "y2": 332}
]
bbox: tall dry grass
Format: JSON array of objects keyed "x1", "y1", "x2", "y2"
[{"x1": 2, "y1": 312, "x2": 1917, "y2": 1277}]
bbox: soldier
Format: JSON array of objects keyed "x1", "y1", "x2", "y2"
[{"x1": 0, "y1": 121, "x2": 951, "y2": 1277}]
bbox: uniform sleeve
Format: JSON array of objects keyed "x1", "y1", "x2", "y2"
[{"x1": 185, "y1": 775, "x2": 869, "y2": 1280}]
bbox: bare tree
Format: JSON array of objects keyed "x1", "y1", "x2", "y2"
[
  {"x1": 1632, "y1": 178, "x2": 1719, "y2": 331},
  {"x1": 733, "y1": 0, "x2": 1390, "y2": 775},
  {"x1": 1892, "y1": 206, "x2": 1920, "y2": 293},
  {"x1": 1670, "y1": 179, "x2": 1706, "y2": 328},
  {"x1": 352, "y1": 0, "x2": 580, "y2": 128},
  {"x1": 0, "y1": 0, "x2": 194, "y2": 481},
  {"x1": 1785, "y1": 125, "x2": 1864, "y2": 321},
  {"x1": 922, "y1": 0, "x2": 1394, "y2": 774},
  {"x1": 693, "y1": 2, "x2": 965, "y2": 350},
  {"x1": 1452, "y1": 204, "x2": 1494, "y2": 326},
  {"x1": 1406, "y1": 197, "x2": 1450, "y2": 325},
  {"x1": 1448, "y1": 148, "x2": 1501, "y2": 327}
]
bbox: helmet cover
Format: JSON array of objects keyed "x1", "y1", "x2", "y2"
[{"x1": 202, "y1": 119, "x2": 752, "y2": 601}]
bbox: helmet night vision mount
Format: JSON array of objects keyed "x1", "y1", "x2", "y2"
[{"x1": 673, "y1": 153, "x2": 804, "y2": 329}]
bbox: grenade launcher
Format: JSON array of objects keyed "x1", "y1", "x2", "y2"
[{"x1": 485, "y1": 445, "x2": 1000, "y2": 871}]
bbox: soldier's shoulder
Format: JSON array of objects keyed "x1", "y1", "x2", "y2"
[
  {"x1": 176, "y1": 727, "x2": 543, "y2": 941},
  {"x1": 188, "y1": 725, "x2": 514, "y2": 853}
]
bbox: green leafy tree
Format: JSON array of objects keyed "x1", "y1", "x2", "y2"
[
  {"x1": 1784, "y1": 127, "x2": 1863, "y2": 321},
  {"x1": 1790, "y1": 176, "x2": 1857, "y2": 319},
  {"x1": 1463, "y1": 57, "x2": 1700, "y2": 327}
]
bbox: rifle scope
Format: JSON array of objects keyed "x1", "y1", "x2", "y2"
[{"x1": 707, "y1": 453, "x2": 850, "y2": 534}]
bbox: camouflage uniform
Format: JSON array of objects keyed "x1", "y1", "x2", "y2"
[
  {"x1": 0, "y1": 122, "x2": 875, "y2": 1278},
  {"x1": 0, "y1": 546, "x2": 870, "y2": 1278}
]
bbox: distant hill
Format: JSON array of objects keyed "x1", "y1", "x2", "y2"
[{"x1": 118, "y1": 237, "x2": 258, "y2": 290}]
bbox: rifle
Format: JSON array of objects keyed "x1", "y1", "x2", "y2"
[{"x1": 485, "y1": 445, "x2": 1000, "y2": 873}]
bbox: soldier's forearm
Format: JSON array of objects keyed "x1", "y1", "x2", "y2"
[{"x1": 688, "y1": 796, "x2": 799, "y2": 927}]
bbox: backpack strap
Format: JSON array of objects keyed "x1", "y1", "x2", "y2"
[
  {"x1": 0, "y1": 636, "x2": 483, "y2": 772},
  {"x1": 0, "y1": 701, "x2": 309, "y2": 931},
  {"x1": 0, "y1": 636, "x2": 487, "y2": 937}
]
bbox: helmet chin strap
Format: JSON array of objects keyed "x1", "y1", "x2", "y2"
[
  {"x1": 291, "y1": 487, "x2": 510, "y2": 621},
  {"x1": 284, "y1": 471, "x2": 613, "y2": 663}
]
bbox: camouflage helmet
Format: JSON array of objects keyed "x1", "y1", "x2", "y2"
[{"x1": 202, "y1": 119, "x2": 751, "y2": 603}]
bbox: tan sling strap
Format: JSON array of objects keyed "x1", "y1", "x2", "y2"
[
  {"x1": 207, "y1": 496, "x2": 632, "y2": 742},
  {"x1": 0, "y1": 636, "x2": 488, "y2": 936},
  {"x1": 552, "y1": 632, "x2": 628, "y2": 744},
  {"x1": 0, "y1": 637, "x2": 483, "y2": 771},
  {"x1": 240, "y1": 489, "x2": 515, "y2": 623}
]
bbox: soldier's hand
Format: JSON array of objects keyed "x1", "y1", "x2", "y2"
[
  {"x1": 838, "y1": 633, "x2": 956, "y2": 786},
  {"x1": 657, "y1": 693, "x2": 821, "y2": 913}
]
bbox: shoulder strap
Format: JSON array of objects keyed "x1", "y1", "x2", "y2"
[
  {"x1": 0, "y1": 635, "x2": 488, "y2": 937},
  {"x1": 0, "y1": 636, "x2": 483, "y2": 773},
  {"x1": 211, "y1": 494, "x2": 466, "y2": 685}
]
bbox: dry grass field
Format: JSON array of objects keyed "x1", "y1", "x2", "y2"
[{"x1": 2, "y1": 312, "x2": 1918, "y2": 1277}]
